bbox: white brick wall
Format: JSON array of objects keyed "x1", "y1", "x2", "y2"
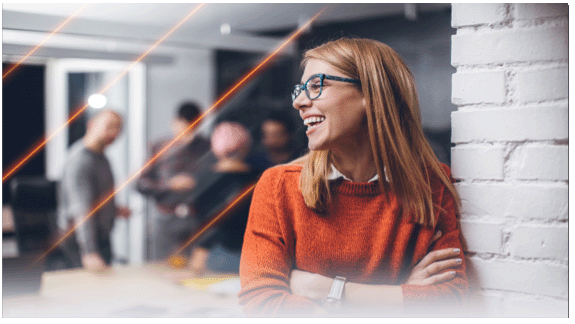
[
  {"x1": 511, "y1": 224, "x2": 568, "y2": 260},
  {"x1": 512, "y1": 145, "x2": 568, "y2": 181},
  {"x1": 452, "y1": 70, "x2": 506, "y2": 104},
  {"x1": 452, "y1": 105, "x2": 568, "y2": 142},
  {"x1": 515, "y1": 3, "x2": 569, "y2": 20},
  {"x1": 451, "y1": 145, "x2": 505, "y2": 180},
  {"x1": 516, "y1": 67, "x2": 568, "y2": 103},
  {"x1": 455, "y1": 183, "x2": 568, "y2": 220},
  {"x1": 452, "y1": 26, "x2": 568, "y2": 65},
  {"x1": 470, "y1": 257, "x2": 568, "y2": 298},
  {"x1": 451, "y1": 3, "x2": 568, "y2": 317}
]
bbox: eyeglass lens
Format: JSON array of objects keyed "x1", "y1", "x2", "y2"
[
  {"x1": 292, "y1": 75, "x2": 324, "y2": 102},
  {"x1": 305, "y1": 76, "x2": 322, "y2": 100}
]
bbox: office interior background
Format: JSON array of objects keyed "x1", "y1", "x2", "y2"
[{"x1": 2, "y1": 3, "x2": 568, "y2": 317}]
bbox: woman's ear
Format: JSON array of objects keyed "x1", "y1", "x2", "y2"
[{"x1": 361, "y1": 96, "x2": 368, "y2": 111}]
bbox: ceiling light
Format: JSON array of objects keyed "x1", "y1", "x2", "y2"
[
  {"x1": 88, "y1": 94, "x2": 107, "y2": 109},
  {"x1": 405, "y1": 4, "x2": 418, "y2": 21},
  {"x1": 220, "y1": 23, "x2": 231, "y2": 35}
]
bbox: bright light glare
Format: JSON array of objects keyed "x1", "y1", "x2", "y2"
[
  {"x1": 88, "y1": 94, "x2": 107, "y2": 108},
  {"x1": 220, "y1": 23, "x2": 231, "y2": 35}
]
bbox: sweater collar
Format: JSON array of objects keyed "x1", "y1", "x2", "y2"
[{"x1": 328, "y1": 164, "x2": 388, "y2": 183}]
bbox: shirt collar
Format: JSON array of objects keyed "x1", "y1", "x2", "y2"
[{"x1": 328, "y1": 164, "x2": 388, "y2": 183}]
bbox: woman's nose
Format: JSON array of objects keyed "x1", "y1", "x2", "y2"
[{"x1": 292, "y1": 92, "x2": 311, "y2": 111}]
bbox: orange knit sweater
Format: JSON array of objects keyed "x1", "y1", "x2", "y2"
[{"x1": 238, "y1": 164, "x2": 467, "y2": 316}]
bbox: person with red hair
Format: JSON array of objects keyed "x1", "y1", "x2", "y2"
[{"x1": 238, "y1": 38, "x2": 467, "y2": 316}]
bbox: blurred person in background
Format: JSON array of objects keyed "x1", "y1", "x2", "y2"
[
  {"x1": 258, "y1": 110, "x2": 300, "y2": 167},
  {"x1": 57, "y1": 110, "x2": 131, "y2": 272},
  {"x1": 186, "y1": 121, "x2": 259, "y2": 276},
  {"x1": 136, "y1": 101, "x2": 211, "y2": 261}
]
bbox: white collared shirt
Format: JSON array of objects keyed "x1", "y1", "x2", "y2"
[{"x1": 328, "y1": 164, "x2": 388, "y2": 183}]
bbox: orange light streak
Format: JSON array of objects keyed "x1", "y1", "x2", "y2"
[
  {"x1": 33, "y1": 7, "x2": 326, "y2": 266},
  {"x1": 2, "y1": 4, "x2": 90, "y2": 80},
  {"x1": 2, "y1": 4, "x2": 205, "y2": 183},
  {"x1": 172, "y1": 184, "x2": 257, "y2": 257}
]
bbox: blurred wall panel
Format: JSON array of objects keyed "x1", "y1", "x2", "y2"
[{"x1": 147, "y1": 49, "x2": 214, "y2": 143}]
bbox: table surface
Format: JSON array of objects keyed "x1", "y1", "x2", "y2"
[{"x1": 3, "y1": 264, "x2": 244, "y2": 317}]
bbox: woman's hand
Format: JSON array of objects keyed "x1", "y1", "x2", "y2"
[
  {"x1": 405, "y1": 230, "x2": 462, "y2": 285},
  {"x1": 290, "y1": 269, "x2": 333, "y2": 301}
]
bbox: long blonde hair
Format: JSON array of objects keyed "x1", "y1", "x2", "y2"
[{"x1": 296, "y1": 37, "x2": 459, "y2": 227}]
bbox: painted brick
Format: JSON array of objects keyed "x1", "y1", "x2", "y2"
[
  {"x1": 452, "y1": 25, "x2": 568, "y2": 66},
  {"x1": 452, "y1": 3, "x2": 507, "y2": 27},
  {"x1": 470, "y1": 258, "x2": 568, "y2": 298},
  {"x1": 457, "y1": 183, "x2": 505, "y2": 217},
  {"x1": 456, "y1": 183, "x2": 568, "y2": 220},
  {"x1": 514, "y1": 145, "x2": 568, "y2": 181},
  {"x1": 451, "y1": 146, "x2": 505, "y2": 180},
  {"x1": 505, "y1": 296, "x2": 568, "y2": 317},
  {"x1": 452, "y1": 70, "x2": 506, "y2": 104},
  {"x1": 476, "y1": 291, "x2": 568, "y2": 317},
  {"x1": 516, "y1": 3, "x2": 569, "y2": 20},
  {"x1": 460, "y1": 220, "x2": 504, "y2": 254},
  {"x1": 475, "y1": 291, "x2": 504, "y2": 316},
  {"x1": 516, "y1": 68, "x2": 568, "y2": 103},
  {"x1": 512, "y1": 224, "x2": 568, "y2": 260},
  {"x1": 504, "y1": 184, "x2": 568, "y2": 221},
  {"x1": 452, "y1": 2, "x2": 569, "y2": 310},
  {"x1": 451, "y1": 105, "x2": 568, "y2": 143}
]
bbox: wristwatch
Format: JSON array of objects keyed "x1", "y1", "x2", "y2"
[{"x1": 322, "y1": 276, "x2": 346, "y2": 311}]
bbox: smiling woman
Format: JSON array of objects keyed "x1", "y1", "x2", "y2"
[{"x1": 238, "y1": 38, "x2": 467, "y2": 317}]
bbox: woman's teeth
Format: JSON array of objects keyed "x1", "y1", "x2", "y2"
[{"x1": 303, "y1": 116, "x2": 325, "y2": 129}]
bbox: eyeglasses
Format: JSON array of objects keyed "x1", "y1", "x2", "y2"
[{"x1": 291, "y1": 73, "x2": 361, "y2": 102}]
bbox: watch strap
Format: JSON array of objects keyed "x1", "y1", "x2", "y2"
[{"x1": 327, "y1": 276, "x2": 347, "y2": 300}]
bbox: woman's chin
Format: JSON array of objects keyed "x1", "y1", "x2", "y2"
[{"x1": 307, "y1": 142, "x2": 328, "y2": 152}]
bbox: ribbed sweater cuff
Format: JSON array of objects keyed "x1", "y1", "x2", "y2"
[{"x1": 400, "y1": 284, "x2": 440, "y2": 304}]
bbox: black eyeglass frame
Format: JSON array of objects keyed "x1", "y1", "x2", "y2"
[{"x1": 291, "y1": 73, "x2": 361, "y2": 102}]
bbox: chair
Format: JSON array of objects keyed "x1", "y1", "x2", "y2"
[
  {"x1": 10, "y1": 177, "x2": 58, "y2": 255},
  {"x1": 4, "y1": 177, "x2": 59, "y2": 296}
]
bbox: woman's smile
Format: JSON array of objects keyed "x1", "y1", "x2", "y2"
[{"x1": 303, "y1": 115, "x2": 326, "y2": 135}]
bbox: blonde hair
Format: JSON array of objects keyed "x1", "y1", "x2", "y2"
[{"x1": 296, "y1": 37, "x2": 460, "y2": 227}]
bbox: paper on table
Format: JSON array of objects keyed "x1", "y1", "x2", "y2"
[
  {"x1": 181, "y1": 276, "x2": 241, "y2": 296},
  {"x1": 206, "y1": 277, "x2": 241, "y2": 296}
]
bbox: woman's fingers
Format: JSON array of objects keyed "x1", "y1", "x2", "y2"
[
  {"x1": 406, "y1": 247, "x2": 463, "y2": 285},
  {"x1": 425, "y1": 258, "x2": 462, "y2": 276},
  {"x1": 422, "y1": 270, "x2": 457, "y2": 285},
  {"x1": 418, "y1": 248, "x2": 461, "y2": 269},
  {"x1": 430, "y1": 230, "x2": 442, "y2": 243}
]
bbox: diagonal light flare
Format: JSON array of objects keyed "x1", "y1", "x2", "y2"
[
  {"x1": 33, "y1": 6, "x2": 327, "y2": 266},
  {"x1": 2, "y1": 4, "x2": 90, "y2": 80},
  {"x1": 2, "y1": 3, "x2": 205, "y2": 183}
]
